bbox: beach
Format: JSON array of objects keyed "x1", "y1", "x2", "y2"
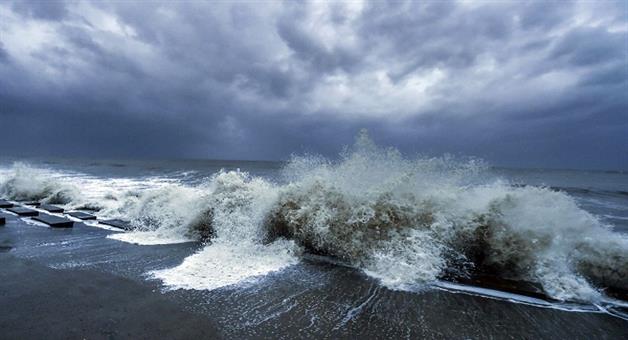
[
  {"x1": 2, "y1": 1, "x2": 627, "y2": 338},
  {"x1": 1, "y1": 213, "x2": 626, "y2": 339}
]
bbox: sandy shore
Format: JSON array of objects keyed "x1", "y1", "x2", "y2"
[
  {"x1": 0, "y1": 213, "x2": 627, "y2": 339},
  {"x1": 0, "y1": 254, "x2": 221, "y2": 339}
]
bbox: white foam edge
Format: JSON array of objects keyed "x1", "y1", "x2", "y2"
[{"x1": 434, "y1": 281, "x2": 602, "y2": 313}]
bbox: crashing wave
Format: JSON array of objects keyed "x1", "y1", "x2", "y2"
[
  {"x1": 149, "y1": 170, "x2": 300, "y2": 289},
  {"x1": 262, "y1": 131, "x2": 627, "y2": 302},
  {"x1": 1, "y1": 132, "x2": 626, "y2": 302},
  {"x1": 0, "y1": 162, "x2": 82, "y2": 204}
]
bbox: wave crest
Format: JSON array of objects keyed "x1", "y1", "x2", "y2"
[
  {"x1": 262, "y1": 132, "x2": 627, "y2": 302},
  {"x1": 1, "y1": 133, "x2": 626, "y2": 302},
  {"x1": 0, "y1": 162, "x2": 81, "y2": 204}
]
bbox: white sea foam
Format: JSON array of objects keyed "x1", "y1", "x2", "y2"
[
  {"x1": 1, "y1": 132, "x2": 626, "y2": 304},
  {"x1": 151, "y1": 170, "x2": 300, "y2": 290},
  {"x1": 0, "y1": 162, "x2": 82, "y2": 204},
  {"x1": 109, "y1": 230, "x2": 194, "y2": 245},
  {"x1": 264, "y1": 131, "x2": 628, "y2": 302},
  {"x1": 151, "y1": 240, "x2": 299, "y2": 290}
]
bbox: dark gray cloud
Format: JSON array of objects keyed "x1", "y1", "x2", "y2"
[
  {"x1": 0, "y1": 42, "x2": 8, "y2": 63},
  {"x1": 0, "y1": 0, "x2": 626, "y2": 170},
  {"x1": 10, "y1": 0, "x2": 68, "y2": 21}
]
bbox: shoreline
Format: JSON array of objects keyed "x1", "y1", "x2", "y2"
[
  {"x1": 1, "y1": 213, "x2": 627, "y2": 338},
  {"x1": 0, "y1": 254, "x2": 222, "y2": 339},
  {"x1": 1, "y1": 253, "x2": 626, "y2": 339}
]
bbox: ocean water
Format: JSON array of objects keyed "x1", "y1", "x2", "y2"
[{"x1": 1, "y1": 134, "x2": 627, "y2": 312}]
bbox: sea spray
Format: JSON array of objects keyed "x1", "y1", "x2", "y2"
[
  {"x1": 1, "y1": 133, "x2": 626, "y2": 303},
  {"x1": 0, "y1": 162, "x2": 82, "y2": 204},
  {"x1": 263, "y1": 131, "x2": 627, "y2": 301},
  {"x1": 107, "y1": 184, "x2": 210, "y2": 244},
  {"x1": 150, "y1": 170, "x2": 300, "y2": 290}
]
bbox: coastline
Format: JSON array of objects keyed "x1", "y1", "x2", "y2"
[
  {"x1": 0, "y1": 254, "x2": 221, "y2": 339},
  {"x1": 1, "y1": 215, "x2": 626, "y2": 339}
]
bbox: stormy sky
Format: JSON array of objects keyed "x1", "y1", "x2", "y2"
[{"x1": 0, "y1": 1, "x2": 626, "y2": 170}]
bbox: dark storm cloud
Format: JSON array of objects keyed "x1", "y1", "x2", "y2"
[
  {"x1": 277, "y1": 12, "x2": 361, "y2": 74},
  {"x1": 0, "y1": 0, "x2": 626, "y2": 169},
  {"x1": 551, "y1": 27, "x2": 625, "y2": 67},
  {"x1": 10, "y1": 0, "x2": 68, "y2": 21},
  {"x1": 0, "y1": 42, "x2": 8, "y2": 63}
]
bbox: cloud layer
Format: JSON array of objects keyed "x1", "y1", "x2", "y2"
[{"x1": 1, "y1": 0, "x2": 626, "y2": 169}]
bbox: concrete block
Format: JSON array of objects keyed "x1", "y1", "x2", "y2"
[
  {"x1": 99, "y1": 219, "x2": 131, "y2": 230},
  {"x1": 0, "y1": 199, "x2": 14, "y2": 208},
  {"x1": 67, "y1": 211, "x2": 97, "y2": 220},
  {"x1": 40, "y1": 204, "x2": 64, "y2": 213},
  {"x1": 32, "y1": 214, "x2": 74, "y2": 228},
  {"x1": 7, "y1": 207, "x2": 39, "y2": 217}
]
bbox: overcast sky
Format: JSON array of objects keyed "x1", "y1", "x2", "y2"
[{"x1": 0, "y1": 1, "x2": 626, "y2": 170}]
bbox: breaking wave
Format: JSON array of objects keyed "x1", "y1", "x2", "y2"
[
  {"x1": 0, "y1": 162, "x2": 82, "y2": 204},
  {"x1": 1, "y1": 132, "x2": 626, "y2": 303},
  {"x1": 149, "y1": 171, "x2": 300, "y2": 290},
  {"x1": 263, "y1": 132, "x2": 627, "y2": 302}
]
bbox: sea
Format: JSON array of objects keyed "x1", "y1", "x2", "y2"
[{"x1": 1, "y1": 135, "x2": 627, "y2": 335}]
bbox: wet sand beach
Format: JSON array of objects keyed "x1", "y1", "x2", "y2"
[{"x1": 1, "y1": 214, "x2": 626, "y2": 339}]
